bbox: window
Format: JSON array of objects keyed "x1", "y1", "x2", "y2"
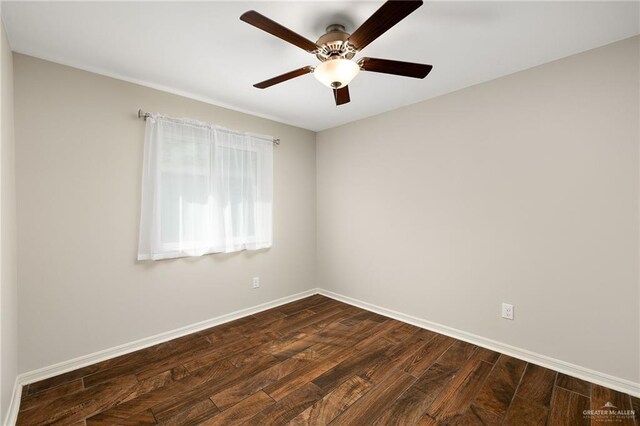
[{"x1": 138, "y1": 115, "x2": 273, "y2": 260}]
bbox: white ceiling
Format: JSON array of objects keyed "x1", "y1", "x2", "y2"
[{"x1": 3, "y1": 1, "x2": 639, "y2": 131}]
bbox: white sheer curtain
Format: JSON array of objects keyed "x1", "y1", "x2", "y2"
[{"x1": 138, "y1": 114, "x2": 273, "y2": 260}]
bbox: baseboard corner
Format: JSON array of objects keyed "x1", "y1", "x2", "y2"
[{"x1": 4, "y1": 375, "x2": 22, "y2": 426}]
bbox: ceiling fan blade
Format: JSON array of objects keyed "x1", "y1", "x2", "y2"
[
  {"x1": 254, "y1": 66, "x2": 314, "y2": 89},
  {"x1": 348, "y1": 1, "x2": 423, "y2": 51},
  {"x1": 333, "y1": 86, "x2": 351, "y2": 105},
  {"x1": 240, "y1": 10, "x2": 319, "y2": 53},
  {"x1": 359, "y1": 57, "x2": 432, "y2": 79}
]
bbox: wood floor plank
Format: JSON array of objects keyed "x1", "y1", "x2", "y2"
[
  {"x1": 307, "y1": 298, "x2": 349, "y2": 313},
  {"x1": 147, "y1": 355, "x2": 277, "y2": 422},
  {"x1": 178, "y1": 335, "x2": 263, "y2": 374},
  {"x1": 450, "y1": 403, "x2": 504, "y2": 425},
  {"x1": 19, "y1": 378, "x2": 84, "y2": 412},
  {"x1": 352, "y1": 319, "x2": 405, "y2": 351},
  {"x1": 291, "y1": 342, "x2": 350, "y2": 362},
  {"x1": 243, "y1": 331, "x2": 311, "y2": 362},
  {"x1": 373, "y1": 385, "x2": 433, "y2": 425},
  {"x1": 275, "y1": 305, "x2": 356, "y2": 338},
  {"x1": 356, "y1": 355, "x2": 401, "y2": 386},
  {"x1": 436, "y1": 341, "x2": 478, "y2": 368},
  {"x1": 33, "y1": 333, "x2": 204, "y2": 396},
  {"x1": 358, "y1": 330, "x2": 445, "y2": 386},
  {"x1": 297, "y1": 306, "x2": 363, "y2": 336},
  {"x1": 400, "y1": 334, "x2": 455, "y2": 377},
  {"x1": 514, "y1": 364, "x2": 556, "y2": 406},
  {"x1": 114, "y1": 370, "x2": 176, "y2": 406},
  {"x1": 87, "y1": 409, "x2": 157, "y2": 426},
  {"x1": 208, "y1": 322, "x2": 277, "y2": 343},
  {"x1": 423, "y1": 352, "x2": 495, "y2": 422},
  {"x1": 262, "y1": 347, "x2": 350, "y2": 401},
  {"x1": 224, "y1": 315, "x2": 354, "y2": 368},
  {"x1": 241, "y1": 305, "x2": 359, "y2": 355},
  {"x1": 555, "y1": 373, "x2": 591, "y2": 397},
  {"x1": 417, "y1": 415, "x2": 438, "y2": 425},
  {"x1": 385, "y1": 329, "x2": 438, "y2": 366},
  {"x1": 311, "y1": 343, "x2": 391, "y2": 391},
  {"x1": 547, "y1": 387, "x2": 589, "y2": 426},
  {"x1": 17, "y1": 375, "x2": 139, "y2": 425},
  {"x1": 25, "y1": 366, "x2": 98, "y2": 397},
  {"x1": 251, "y1": 307, "x2": 287, "y2": 323},
  {"x1": 278, "y1": 295, "x2": 332, "y2": 316},
  {"x1": 413, "y1": 342, "x2": 486, "y2": 423},
  {"x1": 306, "y1": 315, "x2": 381, "y2": 348},
  {"x1": 85, "y1": 333, "x2": 210, "y2": 388},
  {"x1": 16, "y1": 296, "x2": 637, "y2": 426},
  {"x1": 412, "y1": 356, "x2": 494, "y2": 424},
  {"x1": 246, "y1": 382, "x2": 325, "y2": 425},
  {"x1": 244, "y1": 309, "x2": 317, "y2": 339},
  {"x1": 200, "y1": 391, "x2": 275, "y2": 425},
  {"x1": 210, "y1": 355, "x2": 309, "y2": 410},
  {"x1": 170, "y1": 365, "x2": 189, "y2": 381},
  {"x1": 472, "y1": 354, "x2": 527, "y2": 418},
  {"x1": 413, "y1": 363, "x2": 458, "y2": 400},
  {"x1": 472, "y1": 347, "x2": 501, "y2": 364},
  {"x1": 384, "y1": 322, "x2": 421, "y2": 344},
  {"x1": 84, "y1": 358, "x2": 240, "y2": 422},
  {"x1": 349, "y1": 310, "x2": 388, "y2": 323},
  {"x1": 503, "y1": 395, "x2": 549, "y2": 426},
  {"x1": 262, "y1": 317, "x2": 396, "y2": 401},
  {"x1": 425, "y1": 361, "x2": 495, "y2": 422},
  {"x1": 330, "y1": 369, "x2": 416, "y2": 425},
  {"x1": 204, "y1": 316, "x2": 261, "y2": 342},
  {"x1": 289, "y1": 375, "x2": 372, "y2": 425},
  {"x1": 156, "y1": 398, "x2": 219, "y2": 425}
]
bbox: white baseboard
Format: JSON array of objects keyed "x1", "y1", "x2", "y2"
[
  {"x1": 5, "y1": 288, "x2": 317, "y2": 425},
  {"x1": 317, "y1": 288, "x2": 640, "y2": 398},
  {"x1": 6, "y1": 286, "x2": 638, "y2": 426},
  {"x1": 4, "y1": 376, "x2": 22, "y2": 426}
]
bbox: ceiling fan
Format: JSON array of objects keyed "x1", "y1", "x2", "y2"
[{"x1": 240, "y1": 0, "x2": 432, "y2": 106}]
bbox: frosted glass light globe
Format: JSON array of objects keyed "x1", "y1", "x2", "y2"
[{"x1": 314, "y1": 58, "x2": 360, "y2": 89}]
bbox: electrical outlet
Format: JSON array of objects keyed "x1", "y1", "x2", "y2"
[
  {"x1": 252, "y1": 277, "x2": 260, "y2": 289},
  {"x1": 502, "y1": 303, "x2": 514, "y2": 320}
]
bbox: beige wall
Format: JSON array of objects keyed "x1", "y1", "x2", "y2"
[
  {"x1": 317, "y1": 36, "x2": 639, "y2": 384},
  {"x1": 13, "y1": 54, "x2": 317, "y2": 373},
  {"x1": 1, "y1": 19, "x2": 18, "y2": 421},
  {"x1": 10, "y1": 35, "x2": 640, "y2": 389}
]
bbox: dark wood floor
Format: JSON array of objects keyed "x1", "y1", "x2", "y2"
[{"x1": 16, "y1": 295, "x2": 639, "y2": 425}]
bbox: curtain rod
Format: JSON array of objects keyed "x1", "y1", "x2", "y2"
[{"x1": 137, "y1": 109, "x2": 280, "y2": 145}]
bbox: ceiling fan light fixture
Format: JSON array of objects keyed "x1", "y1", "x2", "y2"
[
  {"x1": 314, "y1": 58, "x2": 360, "y2": 89},
  {"x1": 242, "y1": 1, "x2": 429, "y2": 106}
]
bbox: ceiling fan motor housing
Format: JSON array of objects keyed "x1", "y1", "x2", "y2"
[{"x1": 315, "y1": 24, "x2": 356, "y2": 61}]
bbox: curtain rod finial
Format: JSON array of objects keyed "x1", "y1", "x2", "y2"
[{"x1": 138, "y1": 109, "x2": 151, "y2": 120}]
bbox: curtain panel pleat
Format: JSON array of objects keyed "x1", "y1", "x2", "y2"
[{"x1": 138, "y1": 115, "x2": 273, "y2": 260}]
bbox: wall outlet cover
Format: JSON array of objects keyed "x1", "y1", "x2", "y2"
[{"x1": 502, "y1": 303, "x2": 514, "y2": 320}]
